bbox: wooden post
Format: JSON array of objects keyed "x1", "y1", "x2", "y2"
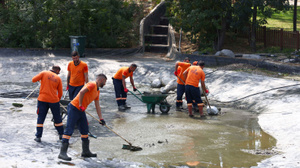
[
  {"x1": 297, "y1": 31, "x2": 299, "y2": 50},
  {"x1": 280, "y1": 29, "x2": 283, "y2": 50},
  {"x1": 263, "y1": 26, "x2": 266, "y2": 48}
]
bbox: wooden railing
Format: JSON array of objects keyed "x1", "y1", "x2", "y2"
[{"x1": 249, "y1": 26, "x2": 300, "y2": 50}]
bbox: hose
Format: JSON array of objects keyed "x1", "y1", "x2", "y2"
[{"x1": 215, "y1": 83, "x2": 300, "y2": 103}]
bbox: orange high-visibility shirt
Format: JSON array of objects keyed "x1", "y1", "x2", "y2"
[
  {"x1": 32, "y1": 71, "x2": 63, "y2": 103},
  {"x1": 67, "y1": 61, "x2": 88, "y2": 86},
  {"x1": 185, "y1": 66, "x2": 205, "y2": 87},
  {"x1": 177, "y1": 62, "x2": 191, "y2": 84},
  {"x1": 71, "y1": 81, "x2": 100, "y2": 110},
  {"x1": 113, "y1": 67, "x2": 133, "y2": 80}
]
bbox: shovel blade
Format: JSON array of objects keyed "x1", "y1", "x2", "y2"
[{"x1": 122, "y1": 144, "x2": 142, "y2": 151}]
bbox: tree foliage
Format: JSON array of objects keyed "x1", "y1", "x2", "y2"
[
  {"x1": 0, "y1": 0, "x2": 144, "y2": 48},
  {"x1": 166, "y1": 0, "x2": 290, "y2": 51}
]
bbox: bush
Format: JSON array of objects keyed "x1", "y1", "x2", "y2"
[{"x1": 0, "y1": 0, "x2": 144, "y2": 49}]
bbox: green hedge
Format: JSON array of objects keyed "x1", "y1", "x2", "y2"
[{"x1": 0, "y1": 0, "x2": 144, "y2": 48}]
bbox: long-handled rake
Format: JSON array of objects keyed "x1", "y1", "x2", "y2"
[
  {"x1": 12, "y1": 84, "x2": 40, "y2": 107},
  {"x1": 85, "y1": 111, "x2": 142, "y2": 151}
]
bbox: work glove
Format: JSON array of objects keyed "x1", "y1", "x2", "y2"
[
  {"x1": 99, "y1": 119, "x2": 106, "y2": 126},
  {"x1": 124, "y1": 88, "x2": 129, "y2": 93},
  {"x1": 79, "y1": 105, "x2": 85, "y2": 112},
  {"x1": 133, "y1": 87, "x2": 137, "y2": 92},
  {"x1": 174, "y1": 71, "x2": 178, "y2": 76},
  {"x1": 174, "y1": 68, "x2": 181, "y2": 76},
  {"x1": 66, "y1": 85, "x2": 69, "y2": 91},
  {"x1": 205, "y1": 89, "x2": 209, "y2": 95}
]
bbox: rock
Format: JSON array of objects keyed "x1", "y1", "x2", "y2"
[
  {"x1": 160, "y1": 79, "x2": 177, "y2": 94},
  {"x1": 215, "y1": 51, "x2": 222, "y2": 56},
  {"x1": 207, "y1": 106, "x2": 219, "y2": 115},
  {"x1": 215, "y1": 49, "x2": 235, "y2": 57},
  {"x1": 160, "y1": 72, "x2": 173, "y2": 86},
  {"x1": 151, "y1": 79, "x2": 161, "y2": 88},
  {"x1": 242, "y1": 54, "x2": 261, "y2": 59}
]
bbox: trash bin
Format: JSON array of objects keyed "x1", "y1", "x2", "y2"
[{"x1": 69, "y1": 36, "x2": 86, "y2": 57}]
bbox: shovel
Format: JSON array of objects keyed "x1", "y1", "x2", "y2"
[
  {"x1": 85, "y1": 111, "x2": 142, "y2": 151},
  {"x1": 12, "y1": 84, "x2": 40, "y2": 107}
]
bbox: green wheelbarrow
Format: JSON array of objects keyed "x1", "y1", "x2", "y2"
[{"x1": 128, "y1": 89, "x2": 171, "y2": 114}]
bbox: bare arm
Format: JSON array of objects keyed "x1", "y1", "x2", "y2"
[
  {"x1": 67, "y1": 71, "x2": 70, "y2": 87},
  {"x1": 183, "y1": 69, "x2": 188, "y2": 80},
  {"x1": 175, "y1": 62, "x2": 179, "y2": 73},
  {"x1": 94, "y1": 100, "x2": 103, "y2": 120},
  {"x1": 200, "y1": 80, "x2": 206, "y2": 93},
  {"x1": 122, "y1": 75, "x2": 127, "y2": 89},
  {"x1": 84, "y1": 72, "x2": 89, "y2": 83},
  {"x1": 130, "y1": 76, "x2": 135, "y2": 88}
]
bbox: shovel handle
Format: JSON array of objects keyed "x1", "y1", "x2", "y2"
[
  {"x1": 202, "y1": 88, "x2": 211, "y2": 110},
  {"x1": 84, "y1": 111, "x2": 132, "y2": 146},
  {"x1": 25, "y1": 84, "x2": 40, "y2": 100},
  {"x1": 63, "y1": 90, "x2": 68, "y2": 100},
  {"x1": 176, "y1": 75, "x2": 185, "y2": 85}
]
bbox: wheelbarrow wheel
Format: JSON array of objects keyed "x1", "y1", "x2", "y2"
[{"x1": 159, "y1": 104, "x2": 170, "y2": 114}]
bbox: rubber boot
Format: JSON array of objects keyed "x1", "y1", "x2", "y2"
[
  {"x1": 81, "y1": 140, "x2": 97, "y2": 157},
  {"x1": 188, "y1": 106, "x2": 194, "y2": 117},
  {"x1": 198, "y1": 105, "x2": 206, "y2": 119},
  {"x1": 58, "y1": 142, "x2": 72, "y2": 161}
]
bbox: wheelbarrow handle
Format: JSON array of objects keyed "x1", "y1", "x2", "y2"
[
  {"x1": 128, "y1": 90, "x2": 143, "y2": 102},
  {"x1": 136, "y1": 88, "x2": 143, "y2": 95}
]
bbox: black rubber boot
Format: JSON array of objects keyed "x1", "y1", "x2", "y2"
[
  {"x1": 81, "y1": 140, "x2": 97, "y2": 157},
  {"x1": 58, "y1": 142, "x2": 72, "y2": 161}
]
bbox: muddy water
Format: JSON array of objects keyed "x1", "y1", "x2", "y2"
[
  {"x1": 73, "y1": 94, "x2": 276, "y2": 168},
  {"x1": 0, "y1": 55, "x2": 276, "y2": 167}
]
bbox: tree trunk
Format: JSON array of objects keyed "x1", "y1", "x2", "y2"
[
  {"x1": 0, "y1": 0, "x2": 4, "y2": 8},
  {"x1": 214, "y1": 17, "x2": 227, "y2": 51},
  {"x1": 250, "y1": 5, "x2": 257, "y2": 52},
  {"x1": 293, "y1": 0, "x2": 298, "y2": 32}
]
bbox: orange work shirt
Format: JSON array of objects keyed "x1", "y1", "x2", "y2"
[
  {"x1": 177, "y1": 62, "x2": 191, "y2": 84},
  {"x1": 32, "y1": 71, "x2": 63, "y2": 103},
  {"x1": 113, "y1": 67, "x2": 133, "y2": 80},
  {"x1": 67, "y1": 61, "x2": 88, "y2": 86},
  {"x1": 71, "y1": 81, "x2": 100, "y2": 110},
  {"x1": 185, "y1": 66, "x2": 205, "y2": 87}
]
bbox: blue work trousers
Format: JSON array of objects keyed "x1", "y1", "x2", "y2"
[
  {"x1": 185, "y1": 85, "x2": 203, "y2": 105},
  {"x1": 112, "y1": 78, "x2": 127, "y2": 106},
  {"x1": 62, "y1": 104, "x2": 89, "y2": 143},
  {"x1": 68, "y1": 85, "x2": 84, "y2": 100},
  {"x1": 176, "y1": 84, "x2": 185, "y2": 107},
  {"x1": 36, "y1": 101, "x2": 63, "y2": 138}
]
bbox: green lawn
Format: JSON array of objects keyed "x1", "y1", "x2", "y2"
[{"x1": 262, "y1": 7, "x2": 300, "y2": 31}]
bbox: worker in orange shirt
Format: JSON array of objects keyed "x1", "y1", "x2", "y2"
[
  {"x1": 112, "y1": 64, "x2": 137, "y2": 111},
  {"x1": 58, "y1": 74, "x2": 107, "y2": 161},
  {"x1": 32, "y1": 65, "x2": 63, "y2": 142},
  {"x1": 183, "y1": 61, "x2": 209, "y2": 118},
  {"x1": 67, "y1": 51, "x2": 89, "y2": 100},
  {"x1": 174, "y1": 57, "x2": 191, "y2": 111}
]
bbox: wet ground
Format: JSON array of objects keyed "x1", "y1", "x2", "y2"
[{"x1": 0, "y1": 54, "x2": 278, "y2": 167}]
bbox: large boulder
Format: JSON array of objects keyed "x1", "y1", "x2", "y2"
[
  {"x1": 151, "y1": 79, "x2": 161, "y2": 88},
  {"x1": 160, "y1": 72, "x2": 174, "y2": 86},
  {"x1": 160, "y1": 79, "x2": 177, "y2": 94},
  {"x1": 215, "y1": 49, "x2": 235, "y2": 58}
]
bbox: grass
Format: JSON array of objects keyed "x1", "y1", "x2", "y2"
[{"x1": 262, "y1": 7, "x2": 300, "y2": 31}]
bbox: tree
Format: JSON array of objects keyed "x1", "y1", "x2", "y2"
[
  {"x1": 293, "y1": 0, "x2": 297, "y2": 32},
  {"x1": 232, "y1": 0, "x2": 290, "y2": 52},
  {"x1": 166, "y1": 0, "x2": 232, "y2": 51},
  {"x1": 0, "y1": 0, "x2": 4, "y2": 8}
]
